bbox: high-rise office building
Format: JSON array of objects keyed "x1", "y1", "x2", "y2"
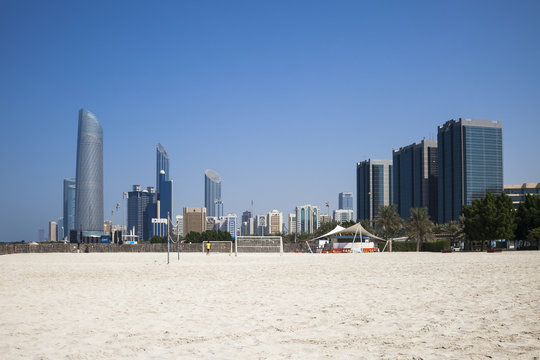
[
  {"x1": 333, "y1": 209, "x2": 354, "y2": 223},
  {"x1": 338, "y1": 192, "x2": 353, "y2": 210},
  {"x1": 63, "y1": 178, "x2": 76, "y2": 237},
  {"x1": 288, "y1": 213, "x2": 296, "y2": 234},
  {"x1": 49, "y1": 221, "x2": 57, "y2": 242},
  {"x1": 75, "y1": 109, "x2": 104, "y2": 239},
  {"x1": 295, "y1": 204, "x2": 320, "y2": 233},
  {"x1": 437, "y1": 118, "x2": 503, "y2": 223},
  {"x1": 158, "y1": 170, "x2": 173, "y2": 220},
  {"x1": 221, "y1": 214, "x2": 238, "y2": 239},
  {"x1": 256, "y1": 214, "x2": 267, "y2": 236},
  {"x1": 393, "y1": 140, "x2": 438, "y2": 220},
  {"x1": 267, "y1": 210, "x2": 283, "y2": 235},
  {"x1": 156, "y1": 142, "x2": 169, "y2": 194},
  {"x1": 57, "y1": 217, "x2": 64, "y2": 241},
  {"x1": 127, "y1": 185, "x2": 156, "y2": 241},
  {"x1": 356, "y1": 159, "x2": 393, "y2": 221},
  {"x1": 183, "y1": 207, "x2": 206, "y2": 234},
  {"x1": 204, "y1": 169, "x2": 222, "y2": 217}
]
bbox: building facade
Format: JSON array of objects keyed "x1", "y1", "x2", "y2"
[
  {"x1": 156, "y1": 142, "x2": 169, "y2": 194},
  {"x1": 150, "y1": 218, "x2": 168, "y2": 238},
  {"x1": 338, "y1": 192, "x2": 353, "y2": 210},
  {"x1": 333, "y1": 209, "x2": 354, "y2": 223},
  {"x1": 437, "y1": 118, "x2": 503, "y2": 223},
  {"x1": 356, "y1": 159, "x2": 393, "y2": 221},
  {"x1": 175, "y1": 215, "x2": 184, "y2": 237},
  {"x1": 49, "y1": 221, "x2": 57, "y2": 242},
  {"x1": 295, "y1": 204, "x2": 320, "y2": 233},
  {"x1": 204, "y1": 169, "x2": 222, "y2": 217},
  {"x1": 221, "y1": 214, "x2": 238, "y2": 239},
  {"x1": 288, "y1": 213, "x2": 297, "y2": 234},
  {"x1": 63, "y1": 178, "x2": 76, "y2": 238},
  {"x1": 157, "y1": 170, "x2": 173, "y2": 219},
  {"x1": 256, "y1": 214, "x2": 267, "y2": 236},
  {"x1": 504, "y1": 183, "x2": 540, "y2": 208},
  {"x1": 393, "y1": 139, "x2": 438, "y2": 220},
  {"x1": 127, "y1": 185, "x2": 156, "y2": 241},
  {"x1": 75, "y1": 109, "x2": 104, "y2": 239},
  {"x1": 183, "y1": 207, "x2": 206, "y2": 234},
  {"x1": 267, "y1": 210, "x2": 283, "y2": 235}
]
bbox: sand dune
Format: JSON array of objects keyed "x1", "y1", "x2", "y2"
[{"x1": 1, "y1": 252, "x2": 539, "y2": 359}]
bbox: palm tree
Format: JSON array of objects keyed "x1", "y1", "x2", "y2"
[
  {"x1": 406, "y1": 207, "x2": 434, "y2": 252},
  {"x1": 374, "y1": 204, "x2": 402, "y2": 240},
  {"x1": 440, "y1": 219, "x2": 465, "y2": 250}
]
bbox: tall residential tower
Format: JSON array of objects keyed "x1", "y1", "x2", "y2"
[{"x1": 204, "y1": 169, "x2": 222, "y2": 217}]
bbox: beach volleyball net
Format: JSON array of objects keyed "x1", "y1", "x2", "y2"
[
  {"x1": 235, "y1": 236, "x2": 283, "y2": 255},
  {"x1": 201, "y1": 241, "x2": 233, "y2": 253}
]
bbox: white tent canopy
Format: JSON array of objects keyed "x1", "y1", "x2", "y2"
[
  {"x1": 309, "y1": 222, "x2": 386, "y2": 242},
  {"x1": 311, "y1": 225, "x2": 345, "y2": 240}
]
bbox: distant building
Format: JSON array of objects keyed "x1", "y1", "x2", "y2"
[
  {"x1": 104, "y1": 220, "x2": 112, "y2": 234},
  {"x1": 338, "y1": 192, "x2": 353, "y2": 210},
  {"x1": 393, "y1": 139, "x2": 438, "y2": 220},
  {"x1": 437, "y1": 118, "x2": 503, "y2": 223},
  {"x1": 151, "y1": 218, "x2": 168, "y2": 238},
  {"x1": 63, "y1": 178, "x2": 76, "y2": 237},
  {"x1": 158, "y1": 170, "x2": 173, "y2": 219},
  {"x1": 319, "y1": 214, "x2": 332, "y2": 224},
  {"x1": 57, "y1": 217, "x2": 64, "y2": 241},
  {"x1": 49, "y1": 221, "x2": 57, "y2": 242},
  {"x1": 221, "y1": 214, "x2": 238, "y2": 239},
  {"x1": 295, "y1": 204, "x2": 320, "y2": 233},
  {"x1": 206, "y1": 216, "x2": 219, "y2": 231},
  {"x1": 356, "y1": 159, "x2": 393, "y2": 221},
  {"x1": 156, "y1": 142, "x2": 169, "y2": 194},
  {"x1": 38, "y1": 229, "x2": 45, "y2": 242},
  {"x1": 175, "y1": 215, "x2": 184, "y2": 237},
  {"x1": 204, "y1": 169, "x2": 222, "y2": 217},
  {"x1": 267, "y1": 210, "x2": 283, "y2": 235},
  {"x1": 504, "y1": 183, "x2": 540, "y2": 208},
  {"x1": 288, "y1": 213, "x2": 296, "y2": 234},
  {"x1": 241, "y1": 210, "x2": 253, "y2": 236},
  {"x1": 256, "y1": 214, "x2": 267, "y2": 236},
  {"x1": 75, "y1": 109, "x2": 104, "y2": 240},
  {"x1": 127, "y1": 185, "x2": 156, "y2": 241},
  {"x1": 215, "y1": 200, "x2": 224, "y2": 219},
  {"x1": 334, "y1": 209, "x2": 354, "y2": 223},
  {"x1": 184, "y1": 207, "x2": 206, "y2": 234}
]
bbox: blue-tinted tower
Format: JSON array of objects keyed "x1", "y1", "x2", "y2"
[
  {"x1": 156, "y1": 142, "x2": 169, "y2": 194},
  {"x1": 437, "y1": 118, "x2": 503, "y2": 223},
  {"x1": 75, "y1": 109, "x2": 103, "y2": 237},
  {"x1": 393, "y1": 140, "x2": 438, "y2": 220},
  {"x1": 158, "y1": 170, "x2": 173, "y2": 219},
  {"x1": 63, "y1": 178, "x2": 76, "y2": 237},
  {"x1": 338, "y1": 192, "x2": 353, "y2": 210},
  {"x1": 356, "y1": 159, "x2": 393, "y2": 221},
  {"x1": 205, "y1": 169, "x2": 222, "y2": 217}
]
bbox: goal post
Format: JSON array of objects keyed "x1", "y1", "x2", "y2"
[
  {"x1": 235, "y1": 236, "x2": 283, "y2": 256},
  {"x1": 201, "y1": 241, "x2": 233, "y2": 254}
]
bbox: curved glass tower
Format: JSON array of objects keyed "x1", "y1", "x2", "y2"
[
  {"x1": 204, "y1": 169, "x2": 222, "y2": 217},
  {"x1": 75, "y1": 109, "x2": 104, "y2": 237}
]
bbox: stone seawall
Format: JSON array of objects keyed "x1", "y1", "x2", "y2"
[{"x1": 0, "y1": 242, "x2": 309, "y2": 255}]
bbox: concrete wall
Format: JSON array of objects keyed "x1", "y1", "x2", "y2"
[{"x1": 0, "y1": 241, "x2": 309, "y2": 255}]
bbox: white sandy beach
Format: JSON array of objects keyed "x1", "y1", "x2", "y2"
[{"x1": 1, "y1": 251, "x2": 539, "y2": 359}]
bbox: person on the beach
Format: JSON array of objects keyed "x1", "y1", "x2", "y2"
[{"x1": 206, "y1": 242, "x2": 211, "y2": 255}]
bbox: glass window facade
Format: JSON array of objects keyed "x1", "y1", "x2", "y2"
[
  {"x1": 63, "y1": 178, "x2": 76, "y2": 236},
  {"x1": 356, "y1": 159, "x2": 393, "y2": 221},
  {"x1": 75, "y1": 109, "x2": 104, "y2": 236},
  {"x1": 204, "y1": 169, "x2": 222, "y2": 217},
  {"x1": 437, "y1": 119, "x2": 502, "y2": 223}
]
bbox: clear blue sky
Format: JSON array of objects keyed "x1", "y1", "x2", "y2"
[{"x1": 1, "y1": 0, "x2": 539, "y2": 242}]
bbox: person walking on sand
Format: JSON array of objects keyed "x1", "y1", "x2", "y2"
[{"x1": 206, "y1": 241, "x2": 211, "y2": 255}]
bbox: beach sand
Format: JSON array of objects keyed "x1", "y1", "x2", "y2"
[{"x1": 0, "y1": 251, "x2": 539, "y2": 359}]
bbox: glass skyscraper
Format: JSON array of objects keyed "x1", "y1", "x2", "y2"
[
  {"x1": 63, "y1": 177, "x2": 76, "y2": 238},
  {"x1": 338, "y1": 192, "x2": 353, "y2": 210},
  {"x1": 356, "y1": 159, "x2": 393, "y2": 221},
  {"x1": 393, "y1": 140, "x2": 438, "y2": 220},
  {"x1": 127, "y1": 185, "x2": 156, "y2": 241},
  {"x1": 156, "y1": 142, "x2": 169, "y2": 194},
  {"x1": 437, "y1": 118, "x2": 503, "y2": 224},
  {"x1": 75, "y1": 109, "x2": 104, "y2": 238},
  {"x1": 204, "y1": 169, "x2": 222, "y2": 217}
]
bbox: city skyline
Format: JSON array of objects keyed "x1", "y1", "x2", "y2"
[{"x1": 1, "y1": 1, "x2": 539, "y2": 242}]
